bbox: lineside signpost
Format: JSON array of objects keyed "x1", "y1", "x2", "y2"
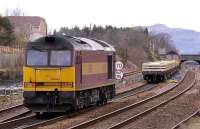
[
  {"x1": 115, "y1": 61, "x2": 123, "y2": 70},
  {"x1": 115, "y1": 61, "x2": 124, "y2": 80}
]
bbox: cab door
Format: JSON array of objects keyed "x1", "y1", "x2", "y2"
[
  {"x1": 107, "y1": 55, "x2": 113, "y2": 79},
  {"x1": 75, "y1": 51, "x2": 82, "y2": 88}
]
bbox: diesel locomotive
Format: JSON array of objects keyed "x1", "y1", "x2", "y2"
[{"x1": 23, "y1": 35, "x2": 116, "y2": 113}]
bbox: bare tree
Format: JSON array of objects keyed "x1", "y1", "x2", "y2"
[
  {"x1": 5, "y1": 8, "x2": 9, "y2": 16},
  {"x1": 57, "y1": 25, "x2": 176, "y2": 67},
  {"x1": 5, "y1": 7, "x2": 25, "y2": 16}
]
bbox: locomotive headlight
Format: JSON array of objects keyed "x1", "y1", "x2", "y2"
[{"x1": 24, "y1": 82, "x2": 35, "y2": 86}]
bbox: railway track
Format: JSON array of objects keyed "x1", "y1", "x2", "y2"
[
  {"x1": 0, "y1": 71, "x2": 158, "y2": 129},
  {"x1": 67, "y1": 71, "x2": 195, "y2": 129},
  {"x1": 113, "y1": 83, "x2": 156, "y2": 101},
  {"x1": 0, "y1": 104, "x2": 31, "y2": 123},
  {"x1": 123, "y1": 71, "x2": 141, "y2": 77},
  {"x1": 0, "y1": 83, "x2": 154, "y2": 129},
  {"x1": 18, "y1": 71, "x2": 188, "y2": 129},
  {"x1": 171, "y1": 109, "x2": 200, "y2": 129},
  {"x1": 0, "y1": 70, "x2": 187, "y2": 129},
  {"x1": 0, "y1": 70, "x2": 140, "y2": 123},
  {"x1": 0, "y1": 114, "x2": 38, "y2": 129}
]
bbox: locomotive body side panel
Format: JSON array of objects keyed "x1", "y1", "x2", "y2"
[{"x1": 75, "y1": 51, "x2": 115, "y2": 90}]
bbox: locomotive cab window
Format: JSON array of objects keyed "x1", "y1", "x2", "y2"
[
  {"x1": 26, "y1": 49, "x2": 72, "y2": 66},
  {"x1": 50, "y1": 50, "x2": 71, "y2": 66},
  {"x1": 27, "y1": 50, "x2": 48, "y2": 66}
]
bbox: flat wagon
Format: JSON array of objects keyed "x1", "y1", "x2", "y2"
[{"x1": 142, "y1": 60, "x2": 179, "y2": 83}]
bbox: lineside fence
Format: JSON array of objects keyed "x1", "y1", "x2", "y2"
[
  {"x1": 115, "y1": 71, "x2": 143, "y2": 88},
  {"x1": 0, "y1": 45, "x2": 24, "y2": 110},
  {"x1": 0, "y1": 45, "x2": 25, "y2": 80}
]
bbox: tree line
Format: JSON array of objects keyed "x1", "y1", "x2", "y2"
[
  {"x1": 0, "y1": 15, "x2": 14, "y2": 45},
  {"x1": 0, "y1": 11, "x2": 177, "y2": 67},
  {"x1": 56, "y1": 25, "x2": 177, "y2": 66}
]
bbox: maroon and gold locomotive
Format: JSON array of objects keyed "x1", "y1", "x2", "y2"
[{"x1": 23, "y1": 35, "x2": 116, "y2": 113}]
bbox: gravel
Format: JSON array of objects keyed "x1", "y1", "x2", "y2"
[
  {"x1": 71, "y1": 71, "x2": 194, "y2": 129},
  {"x1": 37, "y1": 72, "x2": 188, "y2": 129},
  {"x1": 122, "y1": 71, "x2": 199, "y2": 129},
  {"x1": 37, "y1": 84, "x2": 167, "y2": 129},
  {"x1": 0, "y1": 93, "x2": 23, "y2": 110}
]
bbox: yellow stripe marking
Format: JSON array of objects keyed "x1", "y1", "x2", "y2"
[{"x1": 82, "y1": 62, "x2": 107, "y2": 75}]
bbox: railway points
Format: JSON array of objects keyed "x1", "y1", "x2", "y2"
[
  {"x1": 66, "y1": 71, "x2": 195, "y2": 129},
  {"x1": 16, "y1": 71, "x2": 189, "y2": 129},
  {"x1": 0, "y1": 70, "x2": 144, "y2": 129}
]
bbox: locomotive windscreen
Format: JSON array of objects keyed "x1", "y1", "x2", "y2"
[{"x1": 26, "y1": 49, "x2": 72, "y2": 66}]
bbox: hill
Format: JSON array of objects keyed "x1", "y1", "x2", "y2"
[{"x1": 148, "y1": 24, "x2": 200, "y2": 54}]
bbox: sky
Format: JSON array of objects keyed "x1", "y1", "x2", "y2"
[{"x1": 0, "y1": 0, "x2": 200, "y2": 32}]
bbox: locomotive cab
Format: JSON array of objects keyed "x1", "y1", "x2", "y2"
[{"x1": 23, "y1": 36, "x2": 76, "y2": 112}]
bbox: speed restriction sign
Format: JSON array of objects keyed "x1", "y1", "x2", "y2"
[
  {"x1": 115, "y1": 70, "x2": 123, "y2": 80},
  {"x1": 115, "y1": 61, "x2": 123, "y2": 70}
]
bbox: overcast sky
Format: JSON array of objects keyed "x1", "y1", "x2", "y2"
[{"x1": 0, "y1": 0, "x2": 200, "y2": 32}]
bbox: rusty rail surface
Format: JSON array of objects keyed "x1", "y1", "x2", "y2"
[
  {"x1": 0, "y1": 104, "x2": 31, "y2": 123},
  {"x1": 0, "y1": 70, "x2": 141, "y2": 128},
  {"x1": 2, "y1": 71, "x2": 189, "y2": 129},
  {"x1": 123, "y1": 71, "x2": 141, "y2": 77},
  {"x1": 66, "y1": 71, "x2": 194, "y2": 129},
  {"x1": 171, "y1": 109, "x2": 200, "y2": 129},
  {"x1": 108, "y1": 74, "x2": 196, "y2": 129},
  {"x1": 16, "y1": 71, "x2": 189, "y2": 129},
  {"x1": 0, "y1": 104, "x2": 23, "y2": 113}
]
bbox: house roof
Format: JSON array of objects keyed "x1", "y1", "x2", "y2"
[{"x1": 6, "y1": 16, "x2": 46, "y2": 28}]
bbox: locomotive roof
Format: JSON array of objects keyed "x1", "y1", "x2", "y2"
[{"x1": 27, "y1": 35, "x2": 115, "y2": 52}]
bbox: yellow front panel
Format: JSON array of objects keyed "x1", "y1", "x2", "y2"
[
  {"x1": 23, "y1": 86, "x2": 35, "y2": 91},
  {"x1": 34, "y1": 86, "x2": 61, "y2": 91},
  {"x1": 23, "y1": 66, "x2": 75, "y2": 92},
  {"x1": 23, "y1": 67, "x2": 36, "y2": 82},
  {"x1": 61, "y1": 67, "x2": 75, "y2": 91},
  {"x1": 35, "y1": 68, "x2": 61, "y2": 82}
]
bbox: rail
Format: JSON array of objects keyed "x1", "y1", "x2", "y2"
[
  {"x1": 123, "y1": 71, "x2": 141, "y2": 77},
  {"x1": 0, "y1": 104, "x2": 31, "y2": 123},
  {"x1": 171, "y1": 109, "x2": 200, "y2": 129},
  {"x1": 108, "y1": 72, "x2": 196, "y2": 129},
  {"x1": 67, "y1": 71, "x2": 194, "y2": 129},
  {"x1": 5, "y1": 78, "x2": 155, "y2": 129},
  {"x1": 1, "y1": 70, "x2": 189, "y2": 129}
]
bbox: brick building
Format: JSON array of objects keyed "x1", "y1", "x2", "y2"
[{"x1": 7, "y1": 16, "x2": 47, "y2": 41}]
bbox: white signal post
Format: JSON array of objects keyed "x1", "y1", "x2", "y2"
[
  {"x1": 115, "y1": 61, "x2": 124, "y2": 70},
  {"x1": 115, "y1": 70, "x2": 123, "y2": 80},
  {"x1": 115, "y1": 61, "x2": 124, "y2": 80}
]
